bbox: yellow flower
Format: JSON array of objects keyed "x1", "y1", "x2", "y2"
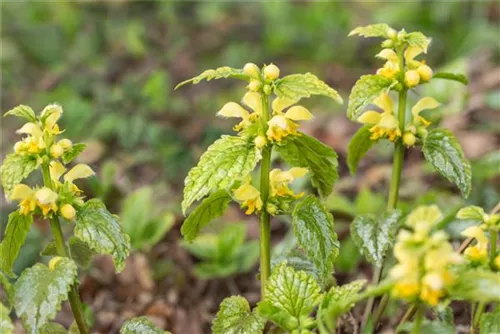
[
  {"x1": 462, "y1": 226, "x2": 489, "y2": 262},
  {"x1": 35, "y1": 187, "x2": 58, "y2": 216},
  {"x1": 15, "y1": 122, "x2": 45, "y2": 154},
  {"x1": 233, "y1": 177, "x2": 262, "y2": 215},
  {"x1": 393, "y1": 281, "x2": 420, "y2": 299},
  {"x1": 243, "y1": 63, "x2": 261, "y2": 79},
  {"x1": 10, "y1": 184, "x2": 37, "y2": 215},
  {"x1": 405, "y1": 70, "x2": 420, "y2": 88},
  {"x1": 50, "y1": 162, "x2": 94, "y2": 194},
  {"x1": 495, "y1": 255, "x2": 500, "y2": 270},
  {"x1": 376, "y1": 49, "x2": 400, "y2": 79},
  {"x1": 57, "y1": 139, "x2": 73, "y2": 150},
  {"x1": 50, "y1": 143, "x2": 64, "y2": 158},
  {"x1": 217, "y1": 92, "x2": 262, "y2": 131},
  {"x1": 266, "y1": 98, "x2": 313, "y2": 142},
  {"x1": 411, "y1": 97, "x2": 440, "y2": 127},
  {"x1": 254, "y1": 135, "x2": 267, "y2": 149},
  {"x1": 357, "y1": 93, "x2": 401, "y2": 142},
  {"x1": 420, "y1": 272, "x2": 446, "y2": 306},
  {"x1": 406, "y1": 205, "x2": 442, "y2": 240},
  {"x1": 263, "y1": 63, "x2": 280, "y2": 80},
  {"x1": 418, "y1": 64, "x2": 433, "y2": 82},
  {"x1": 60, "y1": 204, "x2": 76, "y2": 220},
  {"x1": 41, "y1": 104, "x2": 63, "y2": 135},
  {"x1": 269, "y1": 167, "x2": 308, "y2": 198}
]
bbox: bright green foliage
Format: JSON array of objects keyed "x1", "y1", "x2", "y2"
[
  {"x1": 350, "y1": 210, "x2": 401, "y2": 266},
  {"x1": 292, "y1": 195, "x2": 339, "y2": 282},
  {"x1": 348, "y1": 24, "x2": 392, "y2": 38},
  {"x1": 449, "y1": 270, "x2": 500, "y2": 302},
  {"x1": 41, "y1": 237, "x2": 96, "y2": 269},
  {"x1": 433, "y1": 72, "x2": 469, "y2": 85},
  {"x1": 480, "y1": 308, "x2": 500, "y2": 334},
  {"x1": 181, "y1": 190, "x2": 232, "y2": 241},
  {"x1": 0, "y1": 212, "x2": 34, "y2": 277},
  {"x1": 0, "y1": 302, "x2": 14, "y2": 334},
  {"x1": 39, "y1": 322, "x2": 67, "y2": 334},
  {"x1": 257, "y1": 263, "x2": 322, "y2": 332},
  {"x1": 120, "y1": 316, "x2": 170, "y2": 334},
  {"x1": 212, "y1": 296, "x2": 265, "y2": 334},
  {"x1": 405, "y1": 32, "x2": 431, "y2": 52},
  {"x1": 274, "y1": 73, "x2": 343, "y2": 104},
  {"x1": 175, "y1": 66, "x2": 248, "y2": 89},
  {"x1": 457, "y1": 206, "x2": 486, "y2": 222},
  {"x1": 277, "y1": 132, "x2": 338, "y2": 197},
  {"x1": 120, "y1": 186, "x2": 175, "y2": 250},
  {"x1": 422, "y1": 129, "x2": 471, "y2": 198},
  {"x1": 183, "y1": 224, "x2": 259, "y2": 279},
  {"x1": 347, "y1": 75, "x2": 396, "y2": 120},
  {"x1": 0, "y1": 153, "x2": 39, "y2": 196},
  {"x1": 0, "y1": 271, "x2": 14, "y2": 309},
  {"x1": 4, "y1": 105, "x2": 37, "y2": 122},
  {"x1": 75, "y1": 199, "x2": 131, "y2": 272},
  {"x1": 62, "y1": 143, "x2": 86, "y2": 164},
  {"x1": 182, "y1": 135, "x2": 260, "y2": 214},
  {"x1": 347, "y1": 125, "x2": 374, "y2": 175},
  {"x1": 14, "y1": 258, "x2": 78, "y2": 334}
]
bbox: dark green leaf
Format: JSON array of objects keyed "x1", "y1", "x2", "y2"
[
  {"x1": 347, "y1": 75, "x2": 396, "y2": 120},
  {"x1": 175, "y1": 66, "x2": 248, "y2": 89},
  {"x1": 274, "y1": 73, "x2": 342, "y2": 104},
  {"x1": 4, "y1": 105, "x2": 37, "y2": 122},
  {"x1": 39, "y1": 322, "x2": 67, "y2": 334},
  {"x1": 212, "y1": 296, "x2": 265, "y2": 334},
  {"x1": 0, "y1": 212, "x2": 34, "y2": 277},
  {"x1": 432, "y1": 72, "x2": 468, "y2": 85},
  {"x1": 62, "y1": 143, "x2": 86, "y2": 164},
  {"x1": 120, "y1": 316, "x2": 169, "y2": 334},
  {"x1": 347, "y1": 125, "x2": 375, "y2": 175},
  {"x1": 0, "y1": 154, "x2": 39, "y2": 196},
  {"x1": 68, "y1": 237, "x2": 96, "y2": 269}
]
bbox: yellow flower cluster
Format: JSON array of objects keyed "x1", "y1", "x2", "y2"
[
  {"x1": 390, "y1": 206, "x2": 462, "y2": 306},
  {"x1": 266, "y1": 98, "x2": 312, "y2": 142},
  {"x1": 462, "y1": 226, "x2": 489, "y2": 264}
]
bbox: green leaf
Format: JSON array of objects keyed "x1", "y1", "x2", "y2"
[
  {"x1": 274, "y1": 73, "x2": 343, "y2": 104},
  {"x1": 62, "y1": 143, "x2": 86, "y2": 165},
  {"x1": 0, "y1": 302, "x2": 14, "y2": 334},
  {"x1": 292, "y1": 195, "x2": 339, "y2": 282},
  {"x1": 348, "y1": 24, "x2": 392, "y2": 38},
  {"x1": 480, "y1": 308, "x2": 500, "y2": 334},
  {"x1": 4, "y1": 105, "x2": 37, "y2": 122},
  {"x1": 0, "y1": 271, "x2": 14, "y2": 309},
  {"x1": 182, "y1": 135, "x2": 260, "y2": 214},
  {"x1": 0, "y1": 153, "x2": 39, "y2": 196},
  {"x1": 277, "y1": 133, "x2": 338, "y2": 197},
  {"x1": 422, "y1": 129, "x2": 472, "y2": 198},
  {"x1": 432, "y1": 72, "x2": 468, "y2": 85},
  {"x1": 456, "y1": 206, "x2": 486, "y2": 222},
  {"x1": 449, "y1": 270, "x2": 500, "y2": 302},
  {"x1": 120, "y1": 316, "x2": 169, "y2": 334},
  {"x1": 257, "y1": 262, "x2": 322, "y2": 332},
  {"x1": 347, "y1": 125, "x2": 375, "y2": 175},
  {"x1": 405, "y1": 32, "x2": 431, "y2": 52},
  {"x1": 347, "y1": 75, "x2": 396, "y2": 120},
  {"x1": 472, "y1": 150, "x2": 500, "y2": 180},
  {"x1": 0, "y1": 212, "x2": 34, "y2": 277},
  {"x1": 68, "y1": 237, "x2": 95, "y2": 269},
  {"x1": 398, "y1": 321, "x2": 454, "y2": 334},
  {"x1": 212, "y1": 296, "x2": 265, "y2": 334},
  {"x1": 350, "y1": 210, "x2": 401, "y2": 267},
  {"x1": 75, "y1": 199, "x2": 130, "y2": 272},
  {"x1": 181, "y1": 190, "x2": 232, "y2": 241},
  {"x1": 175, "y1": 66, "x2": 248, "y2": 89},
  {"x1": 14, "y1": 258, "x2": 78, "y2": 334},
  {"x1": 39, "y1": 322, "x2": 68, "y2": 334}
]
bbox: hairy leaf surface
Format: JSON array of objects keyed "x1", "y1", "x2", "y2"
[
  {"x1": 0, "y1": 154, "x2": 38, "y2": 196},
  {"x1": 120, "y1": 316, "x2": 170, "y2": 334},
  {"x1": 274, "y1": 73, "x2": 342, "y2": 104},
  {"x1": 4, "y1": 105, "x2": 37, "y2": 122},
  {"x1": 0, "y1": 212, "x2": 34, "y2": 277},
  {"x1": 432, "y1": 72, "x2": 468, "y2": 85},
  {"x1": 62, "y1": 143, "x2": 86, "y2": 165},
  {"x1": 347, "y1": 75, "x2": 395, "y2": 120},
  {"x1": 175, "y1": 67, "x2": 248, "y2": 89},
  {"x1": 348, "y1": 24, "x2": 392, "y2": 38},
  {"x1": 212, "y1": 296, "x2": 265, "y2": 334},
  {"x1": 405, "y1": 32, "x2": 431, "y2": 52},
  {"x1": 456, "y1": 206, "x2": 486, "y2": 222},
  {"x1": 347, "y1": 125, "x2": 374, "y2": 175}
]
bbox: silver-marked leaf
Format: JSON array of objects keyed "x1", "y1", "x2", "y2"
[
  {"x1": 212, "y1": 296, "x2": 265, "y2": 334},
  {"x1": 14, "y1": 258, "x2": 77, "y2": 334},
  {"x1": 456, "y1": 206, "x2": 486, "y2": 222},
  {"x1": 422, "y1": 129, "x2": 471, "y2": 198},
  {"x1": 348, "y1": 24, "x2": 392, "y2": 38},
  {"x1": 120, "y1": 316, "x2": 170, "y2": 334},
  {"x1": 181, "y1": 190, "x2": 232, "y2": 241},
  {"x1": 405, "y1": 32, "x2": 431, "y2": 52},
  {"x1": 347, "y1": 125, "x2": 375, "y2": 175},
  {"x1": 39, "y1": 323, "x2": 67, "y2": 334},
  {"x1": 175, "y1": 67, "x2": 248, "y2": 89},
  {"x1": 75, "y1": 199, "x2": 130, "y2": 272},
  {"x1": 449, "y1": 270, "x2": 500, "y2": 302},
  {"x1": 292, "y1": 195, "x2": 339, "y2": 282},
  {"x1": 257, "y1": 263, "x2": 322, "y2": 332},
  {"x1": 433, "y1": 72, "x2": 468, "y2": 85},
  {"x1": 350, "y1": 210, "x2": 401, "y2": 267},
  {"x1": 277, "y1": 133, "x2": 338, "y2": 197},
  {"x1": 62, "y1": 143, "x2": 86, "y2": 165},
  {"x1": 347, "y1": 75, "x2": 396, "y2": 120},
  {"x1": 480, "y1": 308, "x2": 500, "y2": 334},
  {"x1": 182, "y1": 135, "x2": 260, "y2": 214},
  {"x1": 4, "y1": 105, "x2": 37, "y2": 122},
  {"x1": 68, "y1": 237, "x2": 95, "y2": 269},
  {"x1": 0, "y1": 212, "x2": 34, "y2": 277},
  {"x1": 274, "y1": 73, "x2": 343, "y2": 104},
  {"x1": 0, "y1": 154, "x2": 39, "y2": 196},
  {"x1": 0, "y1": 302, "x2": 14, "y2": 334}
]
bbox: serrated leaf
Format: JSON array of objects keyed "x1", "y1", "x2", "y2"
[
  {"x1": 68, "y1": 237, "x2": 95, "y2": 269},
  {"x1": 182, "y1": 135, "x2": 260, "y2": 214},
  {"x1": 0, "y1": 302, "x2": 14, "y2": 334},
  {"x1": 422, "y1": 129, "x2": 471, "y2": 198},
  {"x1": 4, "y1": 105, "x2": 37, "y2": 122},
  {"x1": 257, "y1": 263, "x2": 322, "y2": 332},
  {"x1": 39, "y1": 322, "x2": 67, "y2": 334},
  {"x1": 75, "y1": 199, "x2": 130, "y2": 272},
  {"x1": 432, "y1": 72, "x2": 468, "y2": 85},
  {"x1": 181, "y1": 190, "x2": 232, "y2": 241},
  {"x1": 175, "y1": 66, "x2": 248, "y2": 89},
  {"x1": 347, "y1": 125, "x2": 375, "y2": 175},
  {"x1": 480, "y1": 308, "x2": 500, "y2": 334},
  {"x1": 456, "y1": 206, "x2": 486, "y2": 222},
  {"x1": 272, "y1": 248, "x2": 322, "y2": 286},
  {"x1": 347, "y1": 75, "x2": 396, "y2": 120},
  {"x1": 62, "y1": 143, "x2": 86, "y2": 164},
  {"x1": 405, "y1": 32, "x2": 431, "y2": 52},
  {"x1": 14, "y1": 258, "x2": 77, "y2": 334},
  {"x1": 0, "y1": 212, "x2": 34, "y2": 277},
  {"x1": 212, "y1": 296, "x2": 265, "y2": 334},
  {"x1": 277, "y1": 133, "x2": 338, "y2": 197},
  {"x1": 0, "y1": 271, "x2": 14, "y2": 309},
  {"x1": 120, "y1": 316, "x2": 169, "y2": 334},
  {"x1": 292, "y1": 195, "x2": 339, "y2": 282},
  {"x1": 350, "y1": 210, "x2": 401, "y2": 266},
  {"x1": 274, "y1": 73, "x2": 343, "y2": 104},
  {"x1": 0, "y1": 153, "x2": 39, "y2": 196},
  {"x1": 348, "y1": 24, "x2": 392, "y2": 38},
  {"x1": 449, "y1": 270, "x2": 500, "y2": 302}
]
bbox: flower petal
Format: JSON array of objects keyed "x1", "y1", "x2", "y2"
[
  {"x1": 411, "y1": 97, "x2": 441, "y2": 118},
  {"x1": 284, "y1": 106, "x2": 313, "y2": 121},
  {"x1": 35, "y1": 187, "x2": 58, "y2": 204},
  {"x1": 376, "y1": 49, "x2": 398, "y2": 61},
  {"x1": 461, "y1": 226, "x2": 488, "y2": 246},
  {"x1": 16, "y1": 123, "x2": 42, "y2": 137},
  {"x1": 242, "y1": 92, "x2": 262, "y2": 115},
  {"x1": 272, "y1": 97, "x2": 296, "y2": 113},
  {"x1": 373, "y1": 93, "x2": 394, "y2": 113},
  {"x1": 50, "y1": 161, "x2": 67, "y2": 182},
  {"x1": 217, "y1": 102, "x2": 249, "y2": 120},
  {"x1": 10, "y1": 184, "x2": 34, "y2": 201},
  {"x1": 64, "y1": 164, "x2": 95, "y2": 183},
  {"x1": 404, "y1": 46, "x2": 423, "y2": 62},
  {"x1": 357, "y1": 111, "x2": 382, "y2": 124},
  {"x1": 288, "y1": 167, "x2": 309, "y2": 179}
]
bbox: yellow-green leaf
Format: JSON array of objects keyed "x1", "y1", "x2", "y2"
[
  {"x1": 175, "y1": 66, "x2": 248, "y2": 89},
  {"x1": 0, "y1": 154, "x2": 39, "y2": 196},
  {"x1": 212, "y1": 296, "x2": 265, "y2": 334},
  {"x1": 62, "y1": 143, "x2": 86, "y2": 165},
  {"x1": 0, "y1": 302, "x2": 14, "y2": 334},
  {"x1": 347, "y1": 75, "x2": 396, "y2": 120},
  {"x1": 348, "y1": 24, "x2": 392, "y2": 38},
  {"x1": 0, "y1": 212, "x2": 34, "y2": 277},
  {"x1": 433, "y1": 72, "x2": 468, "y2": 85},
  {"x1": 347, "y1": 125, "x2": 375, "y2": 175},
  {"x1": 4, "y1": 105, "x2": 37, "y2": 122},
  {"x1": 274, "y1": 73, "x2": 343, "y2": 104},
  {"x1": 120, "y1": 317, "x2": 170, "y2": 334},
  {"x1": 456, "y1": 206, "x2": 486, "y2": 222}
]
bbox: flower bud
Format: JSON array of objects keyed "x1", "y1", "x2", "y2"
[
  {"x1": 263, "y1": 84, "x2": 272, "y2": 95},
  {"x1": 266, "y1": 203, "x2": 278, "y2": 215},
  {"x1": 387, "y1": 28, "x2": 397, "y2": 40},
  {"x1": 263, "y1": 64, "x2": 280, "y2": 80},
  {"x1": 248, "y1": 80, "x2": 262, "y2": 92},
  {"x1": 417, "y1": 64, "x2": 433, "y2": 82},
  {"x1": 50, "y1": 144, "x2": 64, "y2": 158},
  {"x1": 243, "y1": 63, "x2": 260, "y2": 79},
  {"x1": 495, "y1": 255, "x2": 500, "y2": 270},
  {"x1": 58, "y1": 138, "x2": 73, "y2": 150},
  {"x1": 417, "y1": 127, "x2": 428, "y2": 139},
  {"x1": 60, "y1": 204, "x2": 76, "y2": 220},
  {"x1": 403, "y1": 132, "x2": 416, "y2": 147},
  {"x1": 254, "y1": 135, "x2": 267, "y2": 149},
  {"x1": 405, "y1": 70, "x2": 420, "y2": 88}
]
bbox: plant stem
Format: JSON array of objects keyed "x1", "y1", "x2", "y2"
[
  {"x1": 473, "y1": 302, "x2": 485, "y2": 328},
  {"x1": 413, "y1": 304, "x2": 424, "y2": 334},
  {"x1": 42, "y1": 164, "x2": 90, "y2": 334},
  {"x1": 490, "y1": 230, "x2": 498, "y2": 269},
  {"x1": 259, "y1": 94, "x2": 272, "y2": 298}
]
